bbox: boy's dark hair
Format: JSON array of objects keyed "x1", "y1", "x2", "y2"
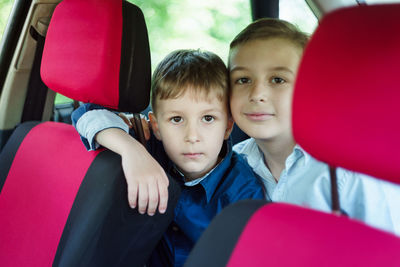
[
  {"x1": 150, "y1": 49, "x2": 228, "y2": 114},
  {"x1": 230, "y1": 18, "x2": 309, "y2": 52}
]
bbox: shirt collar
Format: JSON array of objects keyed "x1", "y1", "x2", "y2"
[
  {"x1": 241, "y1": 138, "x2": 310, "y2": 171},
  {"x1": 293, "y1": 145, "x2": 311, "y2": 166},
  {"x1": 200, "y1": 140, "x2": 232, "y2": 203},
  {"x1": 242, "y1": 138, "x2": 263, "y2": 169}
]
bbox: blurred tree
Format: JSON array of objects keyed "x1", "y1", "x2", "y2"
[
  {"x1": 127, "y1": 0, "x2": 251, "y2": 69},
  {"x1": 0, "y1": 0, "x2": 13, "y2": 39}
]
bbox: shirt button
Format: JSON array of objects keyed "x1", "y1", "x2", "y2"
[{"x1": 172, "y1": 226, "x2": 179, "y2": 232}]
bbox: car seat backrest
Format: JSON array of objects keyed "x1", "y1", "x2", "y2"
[
  {"x1": 0, "y1": 121, "x2": 103, "y2": 266},
  {"x1": 293, "y1": 4, "x2": 400, "y2": 184},
  {"x1": 0, "y1": 1, "x2": 158, "y2": 266},
  {"x1": 185, "y1": 200, "x2": 400, "y2": 267}
]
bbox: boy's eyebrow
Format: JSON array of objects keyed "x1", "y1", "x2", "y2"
[
  {"x1": 272, "y1": 66, "x2": 295, "y2": 75},
  {"x1": 230, "y1": 66, "x2": 294, "y2": 75},
  {"x1": 201, "y1": 108, "x2": 224, "y2": 114},
  {"x1": 162, "y1": 107, "x2": 225, "y2": 116},
  {"x1": 229, "y1": 66, "x2": 247, "y2": 73}
]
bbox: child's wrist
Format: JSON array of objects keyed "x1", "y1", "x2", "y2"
[{"x1": 119, "y1": 136, "x2": 146, "y2": 157}]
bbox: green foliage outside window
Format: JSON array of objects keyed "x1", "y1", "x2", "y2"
[
  {"x1": 127, "y1": 0, "x2": 251, "y2": 69},
  {"x1": 0, "y1": 0, "x2": 13, "y2": 39}
]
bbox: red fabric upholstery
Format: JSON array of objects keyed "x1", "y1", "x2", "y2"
[
  {"x1": 0, "y1": 0, "x2": 154, "y2": 265},
  {"x1": 41, "y1": 0, "x2": 122, "y2": 109},
  {"x1": 0, "y1": 122, "x2": 100, "y2": 266},
  {"x1": 292, "y1": 4, "x2": 400, "y2": 184},
  {"x1": 227, "y1": 203, "x2": 400, "y2": 267}
]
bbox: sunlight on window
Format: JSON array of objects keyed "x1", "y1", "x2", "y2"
[{"x1": 280, "y1": 0, "x2": 318, "y2": 34}]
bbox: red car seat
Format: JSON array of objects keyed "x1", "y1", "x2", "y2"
[
  {"x1": 184, "y1": 4, "x2": 400, "y2": 267},
  {"x1": 0, "y1": 0, "x2": 179, "y2": 266}
]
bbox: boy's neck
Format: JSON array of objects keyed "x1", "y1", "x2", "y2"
[
  {"x1": 178, "y1": 155, "x2": 224, "y2": 182},
  {"x1": 255, "y1": 137, "x2": 296, "y2": 182}
]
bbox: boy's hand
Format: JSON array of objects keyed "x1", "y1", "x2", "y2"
[
  {"x1": 95, "y1": 128, "x2": 168, "y2": 216},
  {"x1": 121, "y1": 147, "x2": 169, "y2": 216}
]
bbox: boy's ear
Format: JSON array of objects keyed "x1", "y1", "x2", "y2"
[
  {"x1": 149, "y1": 112, "x2": 162, "y2": 141},
  {"x1": 224, "y1": 117, "x2": 234, "y2": 140}
]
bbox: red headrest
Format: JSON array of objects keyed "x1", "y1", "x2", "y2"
[
  {"x1": 41, "y1": 0, "x2": 150, "y2": 113},
  {"x1": 227, "y1": 203, "x2": 400, "y2": 266},
  {"x1": 293, "y1": 4, "x2": 400, "y2": 184}
]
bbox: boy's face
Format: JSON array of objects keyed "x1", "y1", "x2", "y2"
[
  {"x1": 150, "y1": 90, "x2": 233, "y2": 181},
  {"x1": 229, "y1": 38, "x2": 302, "y2": 143}
]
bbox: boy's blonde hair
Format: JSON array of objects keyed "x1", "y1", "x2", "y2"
[
  {"x1": 151, "y1": 49, "x2": 228, "y2": 114},
  {"x1": 230, "y1": 18, "x2": 309, "y2": 54}
]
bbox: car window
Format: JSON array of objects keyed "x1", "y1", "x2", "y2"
[
  {"x1": 128, "y1": 0, "x2": 251, "y2": 68},
  {"x1": 280, "y1": 0, "x2": 318, "y2": 34},
  {"x1": 0, "y1": 0, "x2": 14, "y2": 39}
]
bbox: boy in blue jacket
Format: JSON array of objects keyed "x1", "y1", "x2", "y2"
[{"x1": 72, "y1": 49, "x2": 265, "y2": 266}]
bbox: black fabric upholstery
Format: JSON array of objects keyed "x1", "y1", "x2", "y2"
[
  {"x1": 21, "y1": 27, "x2": 48, "y2": 122},
  {"x1": 54, "y1": 149, "x2": 181, "y2": 267},
  {"x1": 119, "y1": 1, "x2": 151, "y2": 113},
  {"x1": 184, "y1": 200, "x2": 268, "y2": 267},
  {"x1": 0, "y1": 128, "x2": 14, "y2": 151},
  {"x1": 250, "y1": 0, "x2": 279, "y2": 20},
  {"x1": 0, "y1": 122, "x2": 180, "y2": 267},
  {"x1": 0, "y1": 121, "x2": 40, "y2": 192}
]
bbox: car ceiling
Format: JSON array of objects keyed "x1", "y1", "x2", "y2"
[{"x1": 306, "y1": 0, "x2": 400, "y2": 19}]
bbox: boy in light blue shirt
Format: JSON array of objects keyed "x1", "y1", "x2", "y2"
[{"x1": 228, "y1": 18, "x2": 400, "y2": 235}]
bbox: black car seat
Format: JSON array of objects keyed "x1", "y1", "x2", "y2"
[{"x1": 0, "y1": 0, "x2": 179, "y2": 266}]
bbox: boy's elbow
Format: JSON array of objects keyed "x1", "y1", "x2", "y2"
[
  {"x1": 71, "y1": 104, "x2": 90, "y2": 127},
  {"x1": 71, "y1": 109, "x2": 80, "y2": 127}
]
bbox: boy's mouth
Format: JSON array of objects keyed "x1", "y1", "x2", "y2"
[
  {"x1": 244, "y1": 112, "x2": 274, "y2": 121},
  {"x1": 183, "y1": 153, "x2": 203, "y2": 159}
]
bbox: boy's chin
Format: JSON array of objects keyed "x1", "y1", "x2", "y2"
[
  {"x1": 239, "y1": 124, "x2": 290, "y2": 141},
  {"x1": 244, "y1": 129, "x2": 280, "y2": 142},
  {"x1": 242, "y1": 129, "x2": 276, "y2": 141},
  {"x1": 181, "y1": 169, "x2": 205, "y2": 180},
  {"x1": 177, "y1": 165, "x2": 210, "y2": 181}
]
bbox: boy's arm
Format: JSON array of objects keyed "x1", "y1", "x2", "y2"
[
  {"x1": 71, "y1": 103, "x2": 109, "y2": 150},
  {"x1": 71, "y1": 105, "x2": 169, "y2": 216},
  {"x1": 95, "y1": 128, "x2": 169, "y2": 215},
  {"x1": 339, "y1": 169, "x2": 400, "y2": 236}
]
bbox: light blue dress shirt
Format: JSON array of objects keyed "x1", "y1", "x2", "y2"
[{"x1": 234, "y1": 138, "x2": 400, "y2": 236}]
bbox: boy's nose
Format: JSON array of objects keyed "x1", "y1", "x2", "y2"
[
  {"x1": 184, "y1": 123, "x2": 200, "y2": 143},
  {"x1": 249, "y1": 82, "x2": 268, "y2": 103}
]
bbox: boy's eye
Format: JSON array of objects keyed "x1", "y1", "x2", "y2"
[
  {"x1": 235, "y1": 77, "x2": 251, "y2": 84},
  {"x1": 271, "y1": 77, "x2": 285, "y2": 84},
  {"x1": 202, "y1": 115, "x2": 214, "y2": 123},
  {"x1": 170, "y1": 116, "x2": 183, "y2": 124}
]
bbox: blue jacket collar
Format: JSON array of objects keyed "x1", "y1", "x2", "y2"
[{"x1": 199, "y1": 139, "x2": 232, "y2": 203}]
